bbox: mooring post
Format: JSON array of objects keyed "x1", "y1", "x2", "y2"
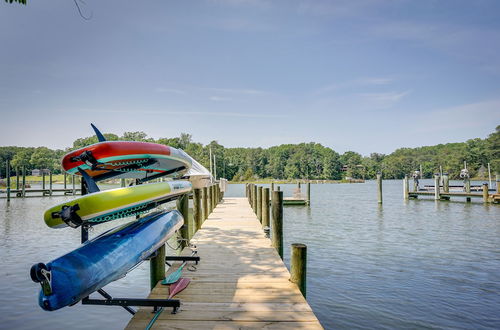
[
  {"x1": 307, "y1": 182, "x2": 311, "y2": 205},
  {"x1": 72, "y1": 174, "x2": 76, "y2": 195},
  {"x1": 271, "y1": 190, "x2": 284, "y2": 259},
  {"x1": 465, "y1": 178, "x2": 471, "y2": 202},
  {"x1": 193, "y1": 188, "x2": 202, "y2": 232},
  {"x1": 257, "y1": 186, "x2": 263, "y2": 222},
  {"x1": 443, "y1": 173, "x2": 449, "y2": 193},
  {"x1": 377, "y1": 173, "x2": 382, "y2": 204},
  {"x1": 6, "y1": 160, "x2": 10, "y2": 201},
  {"x1": 290, "y1": 243, "x2": 307, "y2": 298},
  {"x1": 49, "y1": 171, "x2": 53, "y2": 196},
  {"x1": 22, "y1": 166, "x2": 26, "y2": 197},
  {"x1": 202, "y1": 186, "x2": 208, "y2": 221},
  {"x1": 262, "y1": 187, "x2": 270, "y2": 228},
  {"x1": 252, "y1": 184, "x2": 258, "y2": 213},
  {"x1": 271, "y1": 182, "x2": 274, "y2": 192},
  {"x1": 213, "y1": 184, "x2": 217, "y2": 209},
  {"x1": 482, "y1": 183, "x2": 489, "y2": 203},
  {"x1": 42, "y1": 171, "x2": 46, "y2": 191},
  {"x1": 496, "y1": 174, "x2": 500, "y2": 194},
  {"x1": 63, "y1": 171, "x2": 67, "y2": 190},
  {"x1": 15, "y1": 167, "x2": 19, "y2": 191},
  {"x1": 434, "y1": 174, "x2": 440, "y2": 200},
  {"x1": 403, "y1": 175, "x2": 409, "y2": 200},
  {"x1": 121, "y1": 178, "x2": 125, "y2": 187},
  {"x1": 150, "y1": 244, "x2": 166, "y2": 291},
  {"x1": 207, "y1": 185, "x2": 212, "y2": 215},
  {"x1": 177, "y1": 194, "x2": 190, "y2": 247}
]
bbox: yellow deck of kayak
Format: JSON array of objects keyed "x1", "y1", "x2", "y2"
[{"x1": 44, "y1": 181, "x2": 192, "y2": 228}]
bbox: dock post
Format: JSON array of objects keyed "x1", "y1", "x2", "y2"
[
  {"x1": 42, "y1": 171, "x2": 46, "y2": 191},
  {"x1": 496, "y1": 174, "x2": 500, "y2": 194},
  {"x1": 6, "y1": 160, "x2": 10, "y2": 201},
  {"x1": 213, "y1": 184, "x2": 217, "y2": 209},
  {"x1": 207, "y1": 185, "x2": 212, "y2": 215},
  {"x1": 465, "y1": 178, "x2": 471, "y2": 202},
  {"x1": 262, "y1": 187, "x2": 270, "y2": 228},
  {"x1": 413, "y1": 177, "x2": 418, "y2": 192},
  {"x1": 257, "y1": 186, "x2": 262, "y2": 222},
  {"x1": 443, "y1": 173, "x2": 449, "y2": 193},
  {"x1": 403, "y1": 175, "x2": 409, "y2": 200},
  {"x1": 271, "y1": 190, "x2": 284, "y2": 259},
  {"x1": 49, "y1": 171, "x2": 53, "y2": 196},
  {"x1": 307, "y1": 182, "x2": 311, "y2": 205},
  {"x1": 290, "y1": 243, "x2": 307, "y2": 298},
  {"x1": 72, "y1": 175, "x2": 76, "y2": 195},
  {"x1": 121, "y1": 179, "x2": 125, "y2": 187},
  {"x1": 16, "y1": 167, "x2": 19, "y2": 190},
  {"x1": 193, "y1": 188, "x2": 202, "y2": 232},
  {"x1": 202, "y1": 186, "x2": 208, "y2": 221},
  {"x1": 482, "y1": 183, "x2": 489, "y2": 203},
  {"x1": 248, "y1": 183, "x2": 252, "y2": 205},
  {"x1": 434, "y1": 174, "x2": 440, "y2": 200},
  {"x1": 177, "y1": 194, "x2": 190, "y2": 247},
  {"x1": 271, "y1": 182, "x2": 274, "y2": 192},
  {"x1": 252, "y1": 184, "x2": 258, "y2": 213},
  {"x1": 22, "y1": 166, "x2": 26, "y2": 197},
  {"x1": 377, "y1": 173, "x2": 382, "y2": 204},
  {"x1": 64, "y1": 171, "x2": 67, "y2": 189},
  {"x1": 150, "y1": 244, "x2": 166, "y2": 290}
]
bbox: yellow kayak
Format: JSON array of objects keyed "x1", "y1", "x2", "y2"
[{"x1": 44, "y1": 180, "x2": 192, "y2": 229}]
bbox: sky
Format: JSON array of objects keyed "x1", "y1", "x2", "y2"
[{"x1": 1, "y1": 0, "x2": 499, "y2": 155}]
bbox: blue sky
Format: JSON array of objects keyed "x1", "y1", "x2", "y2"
[{"x1": 1, "y1": 0, "x2": 499, "y2": 155}]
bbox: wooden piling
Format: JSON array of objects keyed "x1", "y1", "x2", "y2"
[
  {"x1": 193, "y1": 188, "x2": 202, "y2": 232},
  {"x1": 15, "y1": 167, "x2": 19, "y2": 190},
  {"x1": 465, "y1": 178, "x2": 471, "y2": 202},
  {"x1": 482, "y1": 183, "x2": 489, "y2": 203},
  {"x1": 434, "y1": 175, "x2": 440, "y2": 200},
  {"x1": 63, "y1": 171, "x2": 67, "y2": 189},
  {"x1": 6, "y1": 160, "x2": 10, "y2": 201},
  {"x1": 262, "y1": 187, "x2": 270, "y2": 228},
  {"x1": 72, "y1": 175, "x2": 76, "y2": 195},
  {"x1": 252, "y1": 184, "x2": 258, "y2": 213},
  {"x1": 377, "y1": 173, "x2": 382, "y2": 204},
  {"x1": 271, "y1": 190, "x2": 284, "y2": 259},
  {"x1": 403, "y1": 175, "x2": 409, "y2": 200},
  {"x1": 496, "y1": 174, "x2": 500, "y2": 194},
  {"x1": 257, "y1": 186, "x2": 263, "y2": 222},
  {"x1": 202, "y1": 187, "x2": 208, "y2": 221},
  {"x1": 49, "y1": 171, "x2": 53, "y2": 196},
  {"x1": 177, "y1": 194, "x2": 190, "y2": 247},
  {"x1": 290, "y1": 243, "x2": 307, "y2": 298},
  {"x1": 22, "y1": 166, "x2": 26, "y2": 197},
  {"x1": 149, "y1": 244, "x2": 166, "y2": 290},
  {"x1": 443, "y1": 173, "x2": 449, "y2": 193},
  {"x1": 42, "y1": 171, "x2": 46, "y2": 190},
  {"x1": 207, "y1": 185, "x2": 212, "y2": 215},
  {"x1": 271, "y1": 182, "x2": 274, "y2": 192},
  {"x1": 307, "y1": 182, "x2": 311, "y2": 205},
  {"x1": 121, "y1": 178, "x2": 125, "y2": 187}
]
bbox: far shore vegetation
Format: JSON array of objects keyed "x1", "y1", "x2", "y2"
[{"x1": 0, "y1": 126, "x2": 498, "y2": 184}]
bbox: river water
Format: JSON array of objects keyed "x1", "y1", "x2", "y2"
[{"x1": 0, "y1": 180, "x2": 499, "y2": 329}]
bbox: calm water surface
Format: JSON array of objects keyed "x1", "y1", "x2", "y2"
[{"x1": 1, "y1": 180, "x2": 499, "y2": 329}]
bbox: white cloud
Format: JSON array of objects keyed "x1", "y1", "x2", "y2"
[
  {"x1": 209, "y1": 96, "x2": 231, "y2": 102},
  {"x1": 358, "y1": 90, "x2": 411, "y2": 106},
  {"x1": 314, "y1": 77, "x2": 394, "y2": 95}
]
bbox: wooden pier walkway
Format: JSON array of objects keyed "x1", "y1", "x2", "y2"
[{"x1": 126, "y1": 197, "x2": 322, "y2": 329}]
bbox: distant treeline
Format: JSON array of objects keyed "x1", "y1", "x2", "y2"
[{"x1": 0, "y1": 126, "x2": 498, "y2": 181}]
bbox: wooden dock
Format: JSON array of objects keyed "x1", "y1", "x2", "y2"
[{"x1": 126, "y1": 197, "x2": 322, "y2": 329}]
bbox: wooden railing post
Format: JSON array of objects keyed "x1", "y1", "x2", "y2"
[
  {"x1": 177, "y1": 193, "x2": 190, "y2": 247},
  {"x1": 193, "y1": 188, "x2": 202, "y2": 232},
  {"x1": 290, "y1": 243, "x2": 307, "y2": 298},
  {"x1": 271, "y1": 190, "x2": 283, "y2": 259},
  {"x1": 150, "y1": 245, "x2": 166, "y2": 290},
  {"x1": 22, "y1": 166, "x2": 26, "y2": 197},
  {"x1": 434, "y1": 174, "x2": 440, "y2": 200},
  {"x1": 257, "y1": 186, "x2": 262, "y2": 223},
  {"x1": 262, "y1": 187, "x2": 270, "y2": 228},
  {"x1": 202, "y1": 186, "x2": 208, "y2": 221},
  {"x1": 252, "y1": 184, "x2": 258, "y2": 213}
]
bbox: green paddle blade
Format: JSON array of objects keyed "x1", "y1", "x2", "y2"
[{"x1": 161, "y1": 263, "x2": 186, "y2": 285}]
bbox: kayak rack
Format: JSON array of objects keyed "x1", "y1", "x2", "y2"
[
  {"x1": 165, "y1": 255, "x2": 200, "y2": 267},
  {"x1": 81, "y1": 289, "x2": 180, "y2": 315}
]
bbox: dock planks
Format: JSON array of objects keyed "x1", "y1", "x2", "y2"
[{"x1": 125, "y1": 197, "x2": 323, "y2": 329}]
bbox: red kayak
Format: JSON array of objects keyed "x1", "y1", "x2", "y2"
[{"x1": 62, "y1": 141, "x2": 192, "y2": 182}]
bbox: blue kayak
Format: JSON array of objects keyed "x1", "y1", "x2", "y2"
[{"x1": 31, "y1": 210, "x2": 183, "y2": 311}]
